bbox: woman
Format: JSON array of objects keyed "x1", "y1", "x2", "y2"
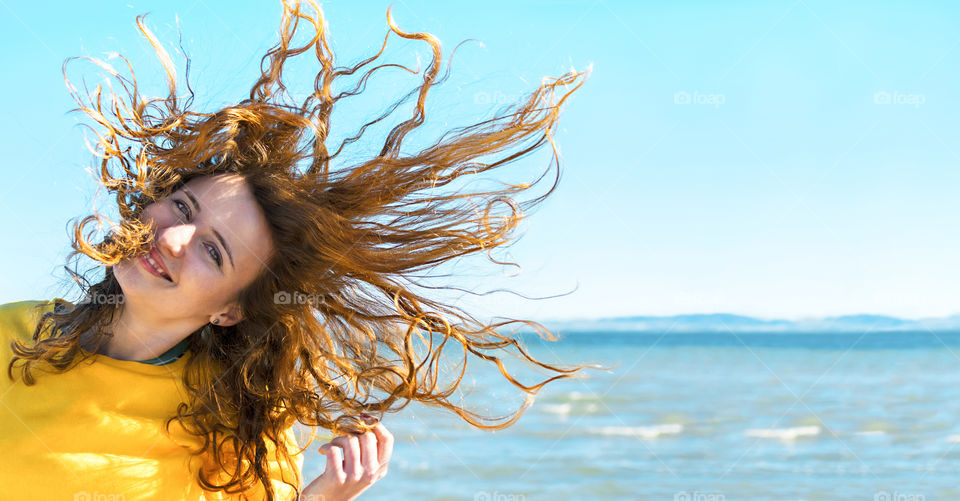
[{"x1": 1, "y1": 1, "x2": 589, "y2": 499}]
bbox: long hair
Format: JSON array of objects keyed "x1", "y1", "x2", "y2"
[{"x1": 9, "y1": 1, "x2": 593, "y2": 498}]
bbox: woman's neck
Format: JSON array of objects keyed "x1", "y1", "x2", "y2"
[{"x1": 98, "y1": 303, "x2": 199, "y2": 361}]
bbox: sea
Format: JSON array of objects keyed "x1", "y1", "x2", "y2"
[{"x1": 299, "y1": 329, "x2": 960, "y2": 500}]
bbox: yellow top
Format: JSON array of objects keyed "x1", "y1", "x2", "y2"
[{"x1": 0, "y1": 300, "x2": 304, "y2": 500}]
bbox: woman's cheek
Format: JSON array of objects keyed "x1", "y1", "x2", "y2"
[
  {"x1": 139, "y1": 205, "x2": 164, "y2": 229},
  {"x1": 184, "y1": 256, "x2": 223, "y2": 290}
]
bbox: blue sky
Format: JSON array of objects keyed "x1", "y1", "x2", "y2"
[{"x1": 2, "y1": 1, "x2": 960, "y2": 321}]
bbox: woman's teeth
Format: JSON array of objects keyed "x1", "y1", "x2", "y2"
[{"x1": 146, "y1": 254, "x2": 170, "y2": 281}]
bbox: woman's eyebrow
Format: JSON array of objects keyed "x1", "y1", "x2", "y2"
[{"x1": 183, "y1": 188, "x2": 236, "y2": 270}]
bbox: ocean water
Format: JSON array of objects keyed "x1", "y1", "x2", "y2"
[{"x1": 299, "y1": 330, "x2": 960, "y2": 500}]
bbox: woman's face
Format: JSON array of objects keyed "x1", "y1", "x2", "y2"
[{"x1": 113, "y1": 173, "x2": 274, "y2": 326}]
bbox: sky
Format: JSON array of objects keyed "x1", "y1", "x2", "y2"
[{"x1": 2, "y1": 0, "x2": 960, "y2": 322}]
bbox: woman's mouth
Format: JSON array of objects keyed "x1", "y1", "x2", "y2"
[{"x1": 139, "y1": 248, "x2": 172, "y2": 282}]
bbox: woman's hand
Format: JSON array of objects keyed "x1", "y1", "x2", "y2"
[{"x1": 300, "y1": 417, "x2": 394, "y2": 501}]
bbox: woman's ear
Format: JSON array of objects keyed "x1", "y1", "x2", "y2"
[{"x1": 213, "y1": 302, "x2": 244, "y2": 327}]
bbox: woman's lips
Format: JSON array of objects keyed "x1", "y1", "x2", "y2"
[
  {"x1": 139, "y1": 249, "x2": 172, "y2": 282},
  {"x1": 148, "y1": 247, "x2": 171, "y2": 278}
]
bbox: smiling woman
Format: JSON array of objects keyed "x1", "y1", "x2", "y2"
[
  {"x1": 0, "y1": 0, "x2": 590, "y2": 499},
  {"x1": 104, "y1": 173, "x2": 273, "y2": 362}
]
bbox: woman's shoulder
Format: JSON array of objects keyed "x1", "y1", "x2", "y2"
[{"x1": 0, "y1": 300, "x2": 58, "y2": 341}]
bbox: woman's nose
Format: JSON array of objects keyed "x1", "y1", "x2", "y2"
[{"x1": 157, "y1": 223, "x2": 196, "y2": 257}]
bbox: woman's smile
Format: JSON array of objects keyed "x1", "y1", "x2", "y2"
[{"x1": 139, "y1": 247, "x2": 172, "y2": 282}]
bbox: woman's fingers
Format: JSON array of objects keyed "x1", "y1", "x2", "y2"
[
  {"x1": 330, "y1": 434, "x2": 362, "y2": 480},
  {"x1": 305, "y1": 424, "x2": 393, "y2": 501},
  {"x1": 358, "y1": 429, "x2": 380, "y2": 479},
  {"x1": 310, "y1": 419, "x2": 394, "y2": 497},
  {"x1": 370, "y1": 423, "x2": 394, "y2": 469},
  {"x1": 318, "y1": 443, "x2": 345, "y2": 482}
]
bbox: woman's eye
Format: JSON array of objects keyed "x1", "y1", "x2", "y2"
[
  {"x1": 173, "y1": 199, "x2": 192, "y2": 220},
  {"x1": 172, "y1": 198, "x2": 221, "y2": 268},
  {"x1": 205, "y1": 243, "x2": 223, "y2": 268}
]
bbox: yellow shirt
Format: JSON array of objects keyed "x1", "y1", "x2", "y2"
[{"x1": 0, "y1": 300, "x2": 304, "y2": 500}]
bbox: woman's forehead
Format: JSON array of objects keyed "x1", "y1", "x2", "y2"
[{"x1": 183, "y1": 173, "x2": 246, "y2": 198}]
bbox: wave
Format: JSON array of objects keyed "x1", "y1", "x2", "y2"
[
  {"x1": 567, "y1": 391, "x2": 602, "y2": 401},
  {"x1": 587, "y1": 424, "x2": 683, "y2": 439},
  {"x1": 746, "y1": 425, "x2": 821, "y2": 440},
  {"x1": 540, "y1": 403, "x2": 573, "y2": 415}
]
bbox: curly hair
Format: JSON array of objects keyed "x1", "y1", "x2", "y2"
[{"x1": 8, "y1": 1, "x2": 594, "y2": 498}]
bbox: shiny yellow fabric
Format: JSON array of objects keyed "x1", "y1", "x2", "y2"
[{"x1": 0, "y1": 300, "x2": 304, "y2": 500}]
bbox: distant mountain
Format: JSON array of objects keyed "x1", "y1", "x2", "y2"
[{"x1": 538, "y1": 313, "x2": 960, "y2": 333}]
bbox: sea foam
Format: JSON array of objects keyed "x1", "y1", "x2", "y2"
[
  {"x1": 540, "y1": 403, "x2": 573, "y2": 415},
  {"x1": 587, "y1": 424, "x2": 683, "y2": 439},
  {"x1": 746, "y1": 426, "x2": 821, "y2": 440}
]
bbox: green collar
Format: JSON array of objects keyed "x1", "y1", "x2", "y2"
[{"x1": 136, "y1": 336, "x2": 191, "y2": 366}]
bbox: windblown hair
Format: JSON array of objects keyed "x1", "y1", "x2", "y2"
[{"x1": 8, "y1": 1, "x2": 591, "y2": 498}]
